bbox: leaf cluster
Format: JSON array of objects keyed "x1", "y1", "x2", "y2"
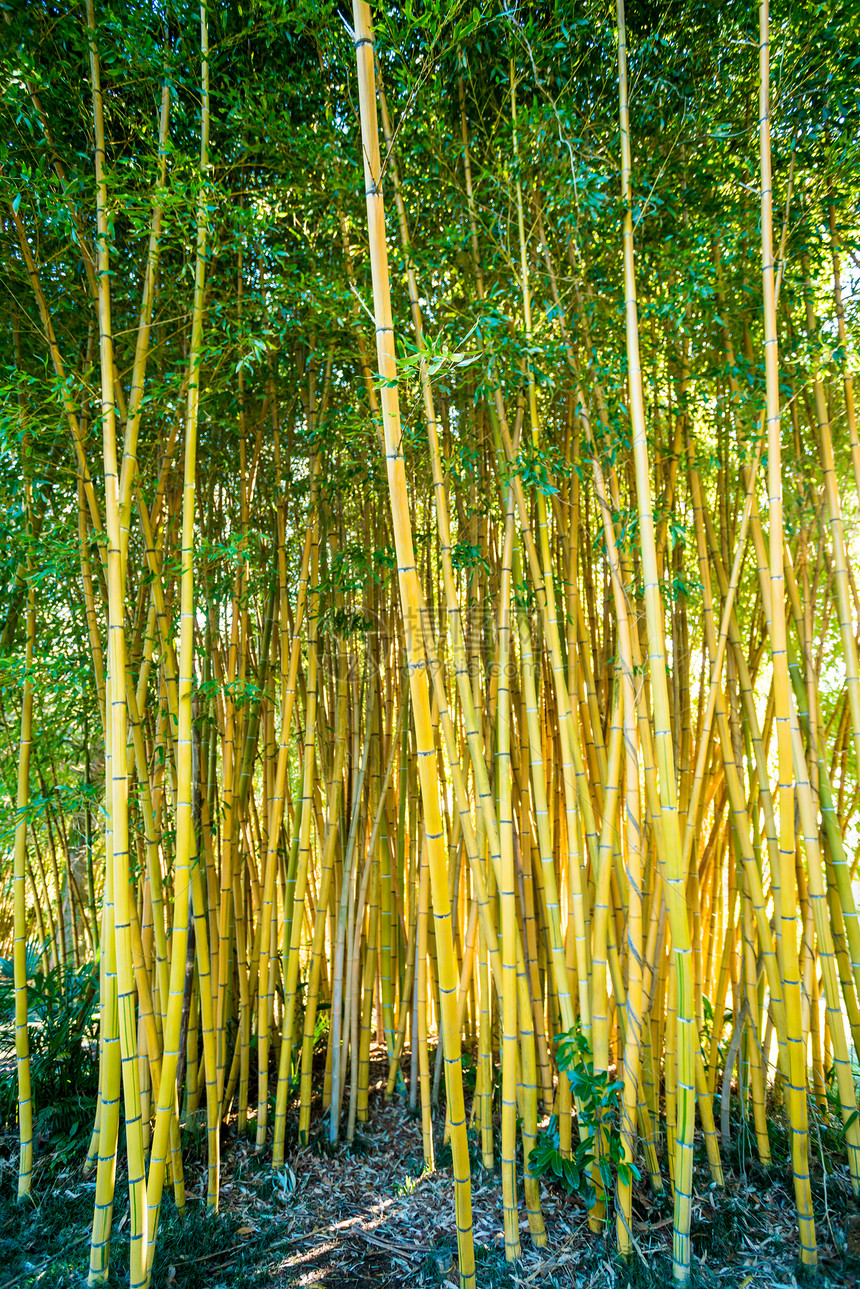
[{"x1": 528, "y1": 1023, "x2": 640, "y2": 1212}]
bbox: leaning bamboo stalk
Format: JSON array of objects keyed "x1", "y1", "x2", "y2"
[
  {"x1": 85, "y1": 2, "x2": 147, "y2": 1279},
  {"x1": 272, "y1": 521, "x2": 320, "y2": 1157},
  {"x1": 497, "y1": 482, "x2": 521, "y2": 1261},
  {"x1": 415, "y1": 839, "x2": 435, "y2": 1171},
  {"x1": 293, "y1": 637, "x2": 350, "y2": 1150},
  {"x1": 616, "y1": 2, "x2": 695, "y2": 1278},
  {"x1": 143, "y1": 2, "x2": 210, "y2": 1273},
  {"x1": 255, "y1": 489, "x2": 317, "y2": 1146},
  {"x1": 351, "y1": 732, "x2": 392, "y2": 1136},
  {"x1": 459, "y1": 71, "x2": 592, "y2": 1028},
  {"x1": 758, "y1": 0, "x2": 815, "y2": 1264},
  {"x1": 536, "y1": 250, "x2": 653, "y2": 1188},
  {"x1": 565, "y1": 377, "x2": 650, "y2": 1239},
  {"x1": 376, "y1": 77, "x2": 562, "y2": 1053},
  {"x1": 329, "y1": 678, "x2": 373, "y2": 1142},
  {"x1": 508, "y1": 91, "x2": 594, "y2": 1026},
  {"x1": 350, "y1": 7, "x2": 474, "y2": 1281}
]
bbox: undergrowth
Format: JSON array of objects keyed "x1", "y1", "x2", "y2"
[
  {"x1": 0, "y1": 950, "x2": 99, "y2": 1168},
  {"x1": 2, "y1": 1034, "x2": 860, "y2": 1289},
  {"x1": 0, "y1": 1176, "x2": 279, "y2": 1289}
]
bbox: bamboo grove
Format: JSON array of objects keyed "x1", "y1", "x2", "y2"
[{"x1": 1, "y1": 0, "x2": 859, "y2": 1284}]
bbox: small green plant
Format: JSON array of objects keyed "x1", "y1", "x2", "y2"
[
  {"x1": 528, "y1": 1023, "x2": 639, "y2": 1212},
  {"x1": 0, "y1": 946, "x2": 99, "y2": 1159}
]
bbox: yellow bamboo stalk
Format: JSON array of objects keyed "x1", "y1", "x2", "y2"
[
  {"x1": 759, "y1": 0, "x2": 815, "y2": 1263},
  {"x1": 143, "y1": 3, "x2": 210, "y2": 1274},
  {"x1": 350, "y1": 8, "x2": 474, "y2": 1281},
  {"x1": 256, "y1": 523, "x2": 314, "y2": 1146},
  {"x1": 416, "y1": 840, "x2": 435, "y2": 1172},
  {"x1": 88, "y1": 735, "x2": 121, "y2": 1286},
  {"x1": 616, "y1": 2, "x2": 695, "y2": 1277},
  {"x1": 508, "y1": 71, "x2": 593, "y2": 1030},
  {"x1": 378, "y1": 72, "x2": 569, "y2": 1047},
  {"x1": 272, "y1": 522, "x2": 320, "y2": 1156},
  {"x1": 497, "y1": 483, "x2": 521, "y2": 1260},
  {"x1": 85, "y1": 2, "x2": 147, "y2": 1278},
  {"x1": 294, "y1": 637, "x2": 350, "y2": 1150}
]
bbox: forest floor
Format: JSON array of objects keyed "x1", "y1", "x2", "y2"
[{"x1": 2, "y1": 1046, "x2": 860, "y2": 1289}]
